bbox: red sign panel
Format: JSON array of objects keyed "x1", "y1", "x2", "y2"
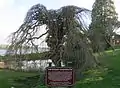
[{"x1": 46, "y1": 67, "x2": 74, "y2": 87}]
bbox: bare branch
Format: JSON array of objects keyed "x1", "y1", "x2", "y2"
[{"x1": 27, "y1": 30, "x2": 48, "y2": 40}]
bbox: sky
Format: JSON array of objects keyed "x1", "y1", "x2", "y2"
[{"x1": 0, "y1": 0, "x2": 120, "y2": 44}]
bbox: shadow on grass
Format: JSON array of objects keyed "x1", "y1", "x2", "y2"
[{"x1": 75, "y1": 49, "x2": 120, "y2": 88}]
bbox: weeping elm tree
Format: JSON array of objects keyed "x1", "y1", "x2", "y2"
[{"x1": 7, "y1": 4, "x2": 96, "y2": 70}]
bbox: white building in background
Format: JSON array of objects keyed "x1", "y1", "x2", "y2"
[
  {"x1": 21, "y1": 59, "x2": 65, "y2": 71},
  {"x1": 21, "y1": 59, "x2": 55, "y2": 71}
]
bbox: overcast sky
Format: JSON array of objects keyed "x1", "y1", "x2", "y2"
[{"x1": 0, "y1": 0, "x2": 120, "y2": 44}]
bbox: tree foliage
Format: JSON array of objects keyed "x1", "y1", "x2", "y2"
[
  {"x1": 89, "y1": 0, "x2": 119, "y2": 52},
  {"x1": 7, "y1": 4, "x2": 96, "y2": 70}
]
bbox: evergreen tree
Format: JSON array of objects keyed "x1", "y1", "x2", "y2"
[{"x1": 89, "y1": 0, "x2": 118, "y2": 52}]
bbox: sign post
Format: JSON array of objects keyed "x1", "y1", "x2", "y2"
[{"x1": 46, "y1": 67, "x2": 74, "y2": 88}]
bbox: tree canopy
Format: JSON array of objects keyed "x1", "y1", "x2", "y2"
[
  {"x1": 89, "y1": 0, "x2": 119, "y2": 52},
  {"x1": 7, "y1": 4, "x2": 97, "y2": 70}
]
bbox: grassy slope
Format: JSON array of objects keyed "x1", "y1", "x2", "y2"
[
  {"x1": 0, "y1": 70, "x2": 37, "y2": 88},
  {"x1": 75, "y1": 50, "x2": 120, "y2": 88}
]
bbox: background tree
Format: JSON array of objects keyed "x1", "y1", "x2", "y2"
[{"x1": 89, "y1": 0, "x2": 119, "y2": 52}]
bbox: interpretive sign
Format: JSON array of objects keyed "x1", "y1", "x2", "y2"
[{"x1": 46, "y1": 67, "x2": 74, "y2": 87}]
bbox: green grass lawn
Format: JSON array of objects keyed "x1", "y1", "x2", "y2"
[
  {"x1": 0, "y1": 49, "x2": 120, "y2": 88},
  {"x1": 0, "y1": 70, "x2": 37, "y2": 88},
  {"x1": 75, "y1": 49, "x2": 120, "y2": 88}
]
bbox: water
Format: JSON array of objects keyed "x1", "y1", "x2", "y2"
[
  {"x1": 0, "y1": 49, "x2": 65, "y2": 71},
  {"x1": 0, "y1": 48, "x2": 49, "y2": 56},
  {"x1": 0, "y1": 49, "x2": 53, "y2": 70},
  {"x1": 0, "y1": 49, "x2": 6, "y2": 56}
]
